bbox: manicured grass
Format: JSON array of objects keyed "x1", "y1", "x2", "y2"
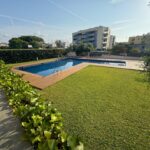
[{"x1": 41, "y1": 66, "x2": 150, "y2": 150}]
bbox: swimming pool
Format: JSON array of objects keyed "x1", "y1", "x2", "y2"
[{"x1": 18, "y1": 58, "x2": 126, "y2": 76}]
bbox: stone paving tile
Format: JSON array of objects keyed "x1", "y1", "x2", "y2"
[{"x1": 0, "y1": 91, "x2": 33, "y2": 150}]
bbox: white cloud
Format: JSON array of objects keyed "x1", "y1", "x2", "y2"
[
  {"x1": 0, "y1": 14, "x2": 62, "y2": 30},
  {"x1": 111, "y1": 26, "x2": 129, "y2": 31},
  {"x1": 110, "y1": 0, "x2": 124, "y2": 4},
  {"x1": 46, "y1": 0, "x2": 88, "y2": 22},
  {"x1": 0, "y1": 25, "x2": 73, "y2": 43},
  {"x1": 111, "y1": 19, "x2": 134, "y2": 25},
  {"x1": 110, "y1": 19, "x2": 135, "y2": 34}
]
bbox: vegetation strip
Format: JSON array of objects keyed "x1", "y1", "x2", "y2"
[
  {"x1": 0, "y1": 60, "x2": 83, "y2": 150},
  {"x1": 0, "y1": 49, "x2": 66, "y2": 64}
]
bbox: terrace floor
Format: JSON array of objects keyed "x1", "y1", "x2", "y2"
[{"x1": 12, "y1": 58, "x2": 144, "y2": 90}]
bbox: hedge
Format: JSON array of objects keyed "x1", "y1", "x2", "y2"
[
  {"x1": 0, "y1": 49, "x2": 66, "y2": 64},
  {"x1": 0, "y1": 60, "x2": 83, "y2": 150},
  {"x1": 144, "y1": 56, "x2": 150, "y2": 82}
]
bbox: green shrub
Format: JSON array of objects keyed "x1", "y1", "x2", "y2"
[
  {"x1": 144, "y1": 56, "x2": 150, "y2": 82},
  {"x1": 0, "y1": 49, "x2": 66, "y2": 64},
  {"x1": 0, "y1": 60, "x2": 83, "y2": 150},
  {"x1": 66, "y1": 43, "x2": 95, "y2": 56}
]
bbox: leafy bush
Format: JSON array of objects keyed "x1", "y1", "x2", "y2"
[
  {"x1": 0, "y1": 49, "x2": 66, "y2": 64},
  {"x1": 110, "y1": 44, "x2": 131, "y2": 55},
  {"x1": 66, "y1": 43, "x2": 95, "y2": 56},
  {"x1": 144, "y1": 56, "x2": 150, "y2": 82},
  {"x1": 0, "y1": 60, "x2": 83, "y2": 150}
]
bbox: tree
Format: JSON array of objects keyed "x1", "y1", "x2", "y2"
[
  {"x1": 9, "y1": 36, "x2": 44, "y2": 49},
  {"x1": 30, "y1": 41, "x2": 41, "y2": 48},
  {"x1": 9, "y1": 38, "x2": 28, "y2": 49},
  {"x1": 143, "y1": 34, "x2": 150, "y2": 45},
  {"x1": 145, "y1": 48, "x2": 150, "y2": 54},
  {"x1": 143, "y1": 47, "x2": 150, "y2": 82},
  {"x1": 86, "y1": 43, "x2": 95, "y2": 51},
  {"x1": 66, "y1": 44, "x2": 74, "y2": 52},
  {"x1": 144, "y1": 56, "x2": 150, "y2": 82},
  {"x1": 66, "y1": 42, "x2": 95, "y2": 56},
  {"x1": 55, "y1": 40, "x2": 65, "y2": 48},
  {"x1": 111, "y1": 44, "x2": 131, "y2": 55},
  {"x1": 130, "y1": 48, "x2": 140, "y2": 55},
  {"x1": 20, "y1": 36, "x2": 44, "y2": 43}
]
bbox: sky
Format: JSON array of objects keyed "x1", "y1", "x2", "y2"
[{"x1": 0, "y1": 0, "x2": 150, "y2": 44}]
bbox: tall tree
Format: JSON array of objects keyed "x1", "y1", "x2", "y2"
[
  {"x1": 20, "y1": 36, "x2": 44, "y2": 43},
  {"x1": 9, "y1": 36, "x2": 44, "y2": 49},
  {"x1": 111, "y1": 44, "x2": 131, "y2": 55},
  {"x1": 67, "y1": 42, "x2": 95, "y2": 55},
  {"x1": 9, "y1": 38, "x2": 28, "y2": 49},
  {"x1": 55, "y1": 40, "x2": 65, "y2": 48}
]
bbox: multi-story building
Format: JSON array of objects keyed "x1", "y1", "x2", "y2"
[
  {"x1": 128, "y1": 36, "x2": 143, "y2": 45},
  {"x1": 128, "y1": 33, "x2": 150, "y2": 52},
  {"x1": 72, "y1": 26, "x2": 111, "y2": 50},
  {"x1": 109, "y1": 35, "x2": 116, "y2": 49}
]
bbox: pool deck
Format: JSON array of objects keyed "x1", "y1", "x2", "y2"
[{"x1": 12, "y1": 58, "x2": 144, "y2": 90}]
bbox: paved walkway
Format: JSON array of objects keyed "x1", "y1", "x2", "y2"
[{"x1": 0, "y1": 91, "x2": 33, "y2": 150}]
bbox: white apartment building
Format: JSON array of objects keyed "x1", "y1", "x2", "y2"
[
  {"x1": 72, "y1": 26, "x2": 112, "y2": 50},
  {"x1": 128, "y1": 33, "x2": 150, "y2": 52},
  {"x1": 128, "y1": 36, "x2": 143, "y2": 45},
  {"x1": 109, "y1": 35, "x2": 116, "y2": 49}
]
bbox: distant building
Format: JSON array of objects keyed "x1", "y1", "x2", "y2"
[
  {"x1": 128, "y1": 33, "x2": 150, "y2": 52},
  {"x1": 109, "y1": 35, "x2": 116, "y2": 49},
  {"x1": 128, "y1": 36, "x2": 143, "y2": 45},
  {"x1": 0, "y1": 43, "x2": 8, "y2": 48},
  {"x1": 72, "y1": 26, "x2": 112, "y2": 50},
  {"x1": 28, "y1": 45, "x2": 33, "y2": 48}
]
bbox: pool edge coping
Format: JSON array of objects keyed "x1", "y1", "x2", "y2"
[{"x1": 12, "y1": 58, "x2": 144, "y2": 90}]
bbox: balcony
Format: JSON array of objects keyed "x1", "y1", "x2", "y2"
[
  {"x1": 102, "y1": 43, "x2": 107, "y2": 46},
  {"x1": 84, "y1": 37, "x2": 94, "y2": 42},
  {"x1": 103, "y1": 33, "x2": 108, "y2": 37},
  {"x1": 103, "y1": 41, "x2": 107, "y2": 44}
]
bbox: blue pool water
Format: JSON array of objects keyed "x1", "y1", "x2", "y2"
[{"x1": 18, "y1": 58, "x2": 126, "y2": 76}]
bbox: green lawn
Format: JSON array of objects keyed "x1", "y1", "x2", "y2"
[{"x1": 42, "y1": 66, "x2": 150, "y2": 150}]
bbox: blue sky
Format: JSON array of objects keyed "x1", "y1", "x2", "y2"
[{"x1": 0, "y1": 0, "x2": 150, "y2": 43}]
